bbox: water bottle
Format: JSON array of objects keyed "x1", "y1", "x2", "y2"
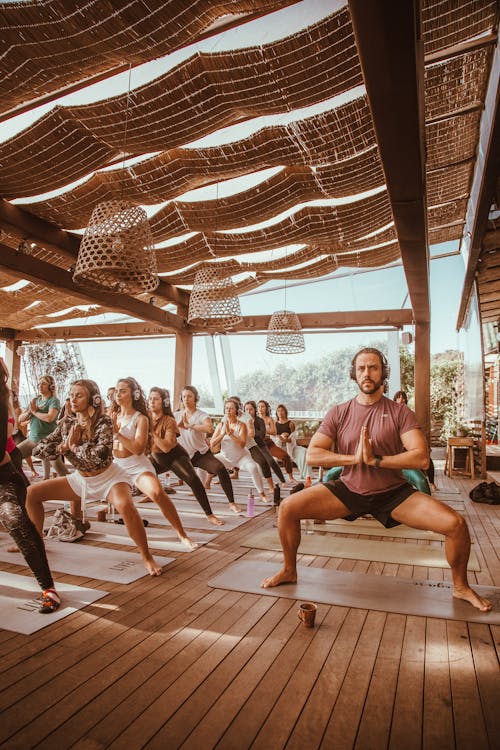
[
  {"x1": 305, "y1": 475, "x2": 312, "y2": 488},
  {"x1": 273, "y1": 484, "x2": 281, "y2": 508},
  {"x1": 246, "y1": 490, "x2": 255, "y2": 518}
]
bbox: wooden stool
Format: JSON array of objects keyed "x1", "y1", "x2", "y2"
[{"x1": 445, "y1": 437, "x2": 474, "y2": 479}]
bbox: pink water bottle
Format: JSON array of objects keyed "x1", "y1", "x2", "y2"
[{"x1": 246, "y1": 490, "x2": 255, "y2": 518}]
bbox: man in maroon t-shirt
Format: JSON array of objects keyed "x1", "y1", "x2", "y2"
[{"x1": 261, "y1": 348, "x2": 491, "y2": 612}]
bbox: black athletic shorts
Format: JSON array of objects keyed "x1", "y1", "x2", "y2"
[{"x1": 323, "y1": 479, "x2": 418, "y2": 528}]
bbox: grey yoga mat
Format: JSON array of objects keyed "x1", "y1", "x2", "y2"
[
  {"x1": 208, "y1": 560, "x2": 500, "y2": 625},
  {"x1": 242, "y1": 529, "x2": 481, "y2": 570}
]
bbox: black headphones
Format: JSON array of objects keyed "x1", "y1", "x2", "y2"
[
  {"x1": 350, "y1": 348, "x2": 390, "y2": 382},
  {"x1": 183, "y1": 385, "x2": 199, "y2": 404},
  {"x1": 41, "y1": 375, "x2": 56, "y2": 392}
]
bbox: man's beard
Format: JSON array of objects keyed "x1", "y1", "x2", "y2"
[{"x1": 359, "y1": 378, "x2": 384, "y2": 394}]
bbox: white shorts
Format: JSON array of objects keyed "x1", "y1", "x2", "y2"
[
  {"x1": 114, "y1": 454, "x2": 156, "y2": 485},
  {"x1": 66, "y1": 462, "x2": 132, "y2": 503}
]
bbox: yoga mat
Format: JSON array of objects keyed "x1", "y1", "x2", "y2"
[
  {"x1": 86, "y1": 505, "x2": 266, "y2": 532},
  {"x1": 242, "y1": 529, "x2": 481, "y2": 571},
  {"x1": 84, "y1": 521, "x2": 217, "y2": 552},
  {"x1": 208, "y1": 561, "x2": 500, "y2": 625},
  {"x1": 0, "y1": 571, "x2": 109, "y2": 635},
  {"x1": 434, "y1": 488, "x2": 461, "y2": 495},
  {"x1": 314, "y1": 519, "x2": 444, "y2": 541},
  {"x1": 169, "y1": 498, "x2": 270, "y2": 516},
  {"x1": 0, "y1": 534, "x2": 173, "y2": 583}
]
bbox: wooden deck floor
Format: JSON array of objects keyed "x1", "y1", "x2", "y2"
[{"x1": 0, "y1": 469, "x2": 499, "y2": 750}]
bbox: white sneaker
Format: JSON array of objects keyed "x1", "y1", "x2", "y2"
[{"x1": 45, "y1": 509, "x2": 84, "y2": 542}]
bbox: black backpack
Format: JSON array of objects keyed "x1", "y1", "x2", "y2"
[{"x1": 469, "y1": 481, "x2": 500, "y2": 504}]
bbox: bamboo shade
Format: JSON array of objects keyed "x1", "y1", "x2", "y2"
[{"x1": 0, "y1": 0, "x2": 293, "y2": 115}]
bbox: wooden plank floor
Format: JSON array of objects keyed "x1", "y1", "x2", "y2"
[{"x1": 0, "y1": 467, "x2": 499, "y2": 749}]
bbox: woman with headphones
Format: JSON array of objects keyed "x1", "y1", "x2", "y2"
[
  {"x1": 148, "y1": 387, "x2": 224, "y2": 526},
  {"x1": 112, "y1": 378, "x2": 198, "y2": 549},
  {"x1": 22, "y1": 379, "x2": 163, "y2": 576},
  {"x1": 17, "y1": 375, "x2": 69, "y2": 481},
  {"x1": 177, "y1": 385, "x2": 242, "y2": 514},
  {"x1": 210, "y1": 398, "x2": 268, "y2": 502}
]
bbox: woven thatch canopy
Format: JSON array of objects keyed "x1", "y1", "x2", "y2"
[{"x1": 0, "y1": 0, "x2": 498, "y2": 344}]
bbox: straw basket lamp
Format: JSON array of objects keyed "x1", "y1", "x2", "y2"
[
  {"x1": 187, "y1": 265, "x2": 243, "y2": 329},
  {"x1": 72, "y1": 200, "x2": 159, "y2": 294},
  {"x1": 73, "y1": 65, "x2": 159, "y2": 295},
  {"x1": 266, "y1": 309, "x2": 305, "y2": 353},
  {"x1": 187, "y1": 180, "x2": 242, "y2": 329}
]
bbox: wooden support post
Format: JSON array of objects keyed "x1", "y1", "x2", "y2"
[
  {"x1": 173, "y1": 332, "x2": 193, "y2": 410},
  {"x1": 4, "y1": 339, "x2": 21, "y2": 394},
  {"x1": 414, "y1": 321, "x2": 430, "y2": 443}
]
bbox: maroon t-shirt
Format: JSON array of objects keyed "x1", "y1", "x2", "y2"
[{"x1": 318, "y1": 396, "x2": 421, "y2": 495}]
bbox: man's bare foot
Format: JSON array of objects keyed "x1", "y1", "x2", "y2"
[
  {"x1": 204, "y1": 481, "x2": 212, "y2": 490},
  {"x1": 7, "y1": 545, "x2": 19, "y2": 553},
  {"x1": 208, "y1": 514, "x2": 225, "y2": 526},
  {"x1": 260, "y1": 493, "x2": 271, "y2": 504},
  {"x1": 261, "y1": 567, "x2": 297, "y2": 588},
  {"x1": 229, "y1": 503, "x2": 243, "y2": 514},
  {"x1": 180, "y1": 536, "x2": 199, "y2": 550},
  {"x1": 453, "y1": 586, "x2": 492, "y2": 612},
  {"x1": 144, "y1": 557, "x2": 162, "y2": 576}
]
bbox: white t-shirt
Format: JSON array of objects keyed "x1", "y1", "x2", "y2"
[
  {"x1": 240, "y1": 412, "x2": 257, "y2": 448},
  {"x1": 176, "y1": 408, "x2": 211, "y2": 458}
]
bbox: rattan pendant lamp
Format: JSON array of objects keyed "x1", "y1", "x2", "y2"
[
  {"x1": 73, "y1": 67, "x2": 159, "y2": 295},
  {"x1": 187, "y1": 183, "x2": 242, "y2": 329},
  {"x1": 266, "y1": 250, "x2": 305, "y2": 354}
]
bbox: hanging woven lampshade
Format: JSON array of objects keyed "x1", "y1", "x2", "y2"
[
  {"x1": 187, "y1": 265, "x2": 242, "y2": 329},
  {"x1": 73, "y1": 200, "x2": 159, "y2": 294},
  {"x1": 266, "y1": 309, "x2": 305, "y2": 353}
]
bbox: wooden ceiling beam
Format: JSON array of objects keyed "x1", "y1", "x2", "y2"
[
  {"x1": 456, "y1": 41, "x2": 500, "y2": 330},
  {"x1": 14, "y1": 309, "x2": 414, "y2": 341},
  {"x1": 0, "y1": 241, "x2": 185, "y2": 332},
  {"x1": 349, "y1": 0, "x2": 430, "y2": 324},
  {"x1": 0, "y1": 199, "x2": 190, "y2": 311}
]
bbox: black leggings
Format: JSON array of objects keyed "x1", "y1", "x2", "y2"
[
  {"x1": 249, "y1": 445, "x2": 271, "y2": 479},
  {"x1": 255, "y1": 440, "x2": 285, "y2": 483},
  {"x1": 151, "y1": 444, "x2": 214, "y2": 517},
  {"x1": 0, "y1": 463, "x2": 54, "y2": 592},
  {"x1": 191, "y1": 450, "x2": 235, "y2": 504}
]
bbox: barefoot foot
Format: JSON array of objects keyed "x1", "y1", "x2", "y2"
[
  {"x1": 260, "y1": 493, "x2": 271, "y2": 504},
  {"x1": 7, "y1": 545, "x2": 19, "y2": 553},
  {"x1": 453, "y1": 586, "x2": 492, "y2": 612},
  {"x1": 208, "y1": 514, "x2": 225, "y2": 526},
  {"x1": 261, "y1": 567, "x2": 297, "y2": 588},
  {"x1": 144, "y1": 557, "x2": 162, "y2": 576},
  {"x1": 229, "y1": 503, "x2": 244, "y2": 514},
  {"x1": 181, "y1": 536, "x2": 199, "y2": 550}
]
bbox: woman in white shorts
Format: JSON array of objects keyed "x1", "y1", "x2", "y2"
[
  {"x1": 112, "y1": 378, "x2": 197, "y2": 550},
  {"x1": 210, "y1": 399, "x2": 268, "y2": 502},
  {"x1": 25, "y1": 379, "x2": 162, "y2": 576}
]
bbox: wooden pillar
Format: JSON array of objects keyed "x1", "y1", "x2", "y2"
[
  {"x1": 414, "y1": 321, "x2": 431, "y2": 443},
  {"x1": 173, "y1": 331, "x2": 193, "y2": 410},
  {"x1": 4, "y1": 339, "x2": 21, "y2": 394}
]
